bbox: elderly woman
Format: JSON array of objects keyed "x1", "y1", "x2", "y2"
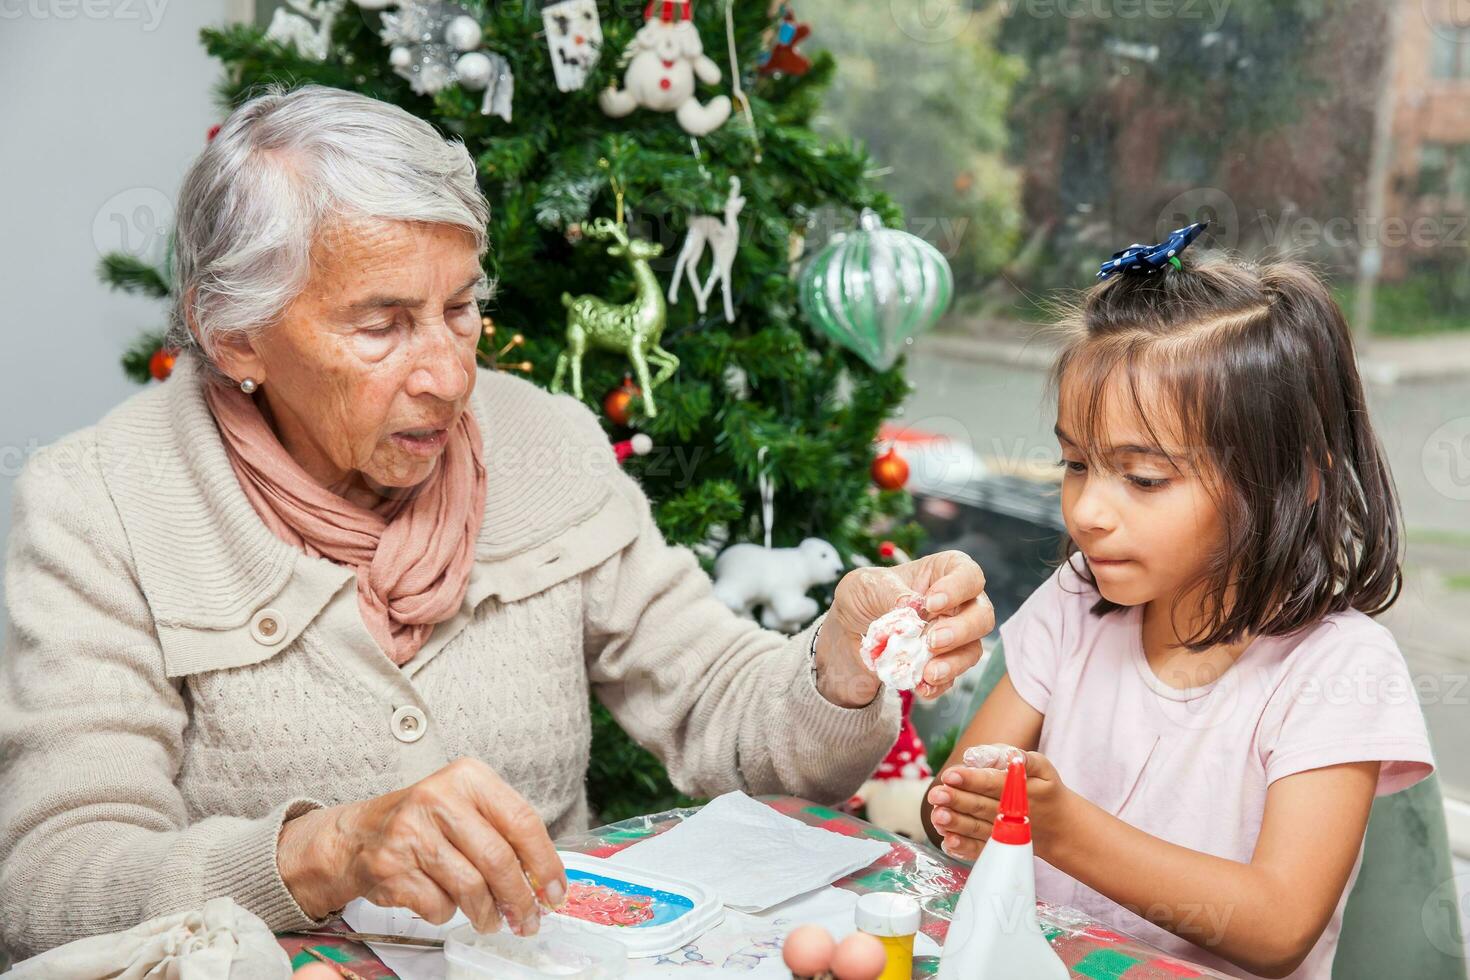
[{"x1": 0, "y1": 85, "x2": 994, "y2": 959}]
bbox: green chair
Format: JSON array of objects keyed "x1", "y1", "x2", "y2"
[{"x1": 952, "y1": 642, "x2": 1467, "y2": 980}]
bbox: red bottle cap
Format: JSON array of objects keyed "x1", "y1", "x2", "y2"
[{"x1": 990, "y1": 758, "x2": 1031, "y2": 845}]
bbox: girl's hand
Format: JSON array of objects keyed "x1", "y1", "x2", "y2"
[
  {"x1": 926, "y1": 750, "x2": 1076, "y2": 863},
  {"x1": 816, "y1": 550, "x2": 995, "y2": 706},
  {"x1": 276, "y1": 757, "x2": 568, "y2": 936}
]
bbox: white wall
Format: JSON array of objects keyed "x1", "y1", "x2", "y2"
[{"x1": 0, "y1": 0, "x2": 250, "y2": 631}]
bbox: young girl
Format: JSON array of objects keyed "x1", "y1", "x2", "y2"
[{"x1": 919, "y1": 229, "x2": 1436, "y2": 980}]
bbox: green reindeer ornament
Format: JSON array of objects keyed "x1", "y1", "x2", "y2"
[{"x1": 551, "y1": 217, "x2": 680, "y2": 417}]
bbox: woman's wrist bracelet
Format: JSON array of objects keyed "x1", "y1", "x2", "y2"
[{"x1": 809, "y1": 622, "x2": 822, "y2": 687}]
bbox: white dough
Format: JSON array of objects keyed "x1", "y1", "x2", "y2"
[
  {"x1": 859, "y1": 604, "x2": 932, "y2": 691},
  {"x1": 962, "y1": 743, "x2": 1027, "y2": 770}
]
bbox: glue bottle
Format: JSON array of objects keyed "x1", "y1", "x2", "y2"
[
  {"x1": 936, "y1": 758, "x2": 1069, "y2": 980},
  {"x1": 854, "y1": 892, "x2": 920, "y2": 980}
]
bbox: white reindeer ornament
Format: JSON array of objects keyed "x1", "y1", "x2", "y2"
[{"x1": 668, "y1": 177, "x2": 746, "y2": 322}]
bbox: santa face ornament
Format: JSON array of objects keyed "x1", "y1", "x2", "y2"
[{"x1": 543, "y1": 0, "x2": 603, "y2": 92}]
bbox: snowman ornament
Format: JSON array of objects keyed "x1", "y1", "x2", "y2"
[{"x1": 599, "y1": 0, "x2": 731, "y2": 136}]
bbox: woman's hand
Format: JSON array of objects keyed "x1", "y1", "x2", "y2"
[
  {"x1": 277, "y1": 757, "x2": 567, "y2": 936},
  {"x1": 926, "y1": 750, "x2": 1077, "y2": 863},
  {"x1": 815, "y1": 550, "x2": 995, "y2": 707}
]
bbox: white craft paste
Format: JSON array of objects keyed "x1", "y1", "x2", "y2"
[{"x1": 859, "y1": 604, "x2": 932, "y2": 691}]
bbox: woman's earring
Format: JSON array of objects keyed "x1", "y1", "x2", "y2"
[{"x1": 239, "y1": 378, "x2": 259, "y2": 394}]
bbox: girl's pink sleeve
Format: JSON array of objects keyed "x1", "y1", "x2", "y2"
[
  {"x1": 996, "y1": 559, "x2": 1080, "y2": 715},
  {"x1": 1259, "y1": 616, "x2": 1436, "y2": 797}
]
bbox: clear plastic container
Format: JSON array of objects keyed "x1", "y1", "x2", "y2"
[{"x1": 443, "y1": 917, "x2": 629, "y2": 980}]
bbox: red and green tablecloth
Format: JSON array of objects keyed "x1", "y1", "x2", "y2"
[{"x1": 277, "y1": 795, "x2": 1228, "y2": 979}]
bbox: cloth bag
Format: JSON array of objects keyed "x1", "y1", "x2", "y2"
[{"x1": 3, "y1": 897, "x2": 291, "y2": 980}]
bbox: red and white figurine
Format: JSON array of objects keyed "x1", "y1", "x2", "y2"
[{"x1": 856, "y1": 687, "x2": 934, "y2": 840}]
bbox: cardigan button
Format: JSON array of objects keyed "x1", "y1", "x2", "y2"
[
  {"x1": 391, "y1": 705, "x2": 428, "y2": 744},
  {"x1": 249, "y1": 608, "x2": 286, "y2": 646}
]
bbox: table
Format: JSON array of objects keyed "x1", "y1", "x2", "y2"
[{"x1": 276, "y1": 795, "x2": 1228, "y2": 978}]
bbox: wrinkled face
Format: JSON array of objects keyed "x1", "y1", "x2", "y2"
[
  {"x1": 219, "y1": 218, "x2": 484, "y2": 498},
  {"x1": 1054, "y1": 369, "x2": 1227, "y2": 611}
]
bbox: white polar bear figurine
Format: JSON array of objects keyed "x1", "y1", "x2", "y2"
[
  {"x1": 712, "y1": 537, "x2": 845, "y2": 634},
  {"x1": 599, "y1": 18, "x2": 732, "y2": 136}
]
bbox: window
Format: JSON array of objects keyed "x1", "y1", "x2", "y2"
[
  {"x1": 1431, "y1": 26, "x2": 1470, "y2": 80},
  {"x1": 1418, "y1": 142, "x2": 1470, "y2": 201}
]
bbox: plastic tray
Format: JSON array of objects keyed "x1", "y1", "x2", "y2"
[{"x1": 547, "y1": 850, "x2": 725, "y2": 957}]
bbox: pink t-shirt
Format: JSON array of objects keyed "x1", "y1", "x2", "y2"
[{"x1": 1000, "y1": 554, "x2": 1436, "y2": 980}]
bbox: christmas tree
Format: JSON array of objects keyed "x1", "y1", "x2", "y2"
[{"x1": 102, "y1": 0, "x2": 949, "y2": 822}]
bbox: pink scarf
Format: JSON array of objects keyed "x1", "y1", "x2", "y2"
[{"x1": 204, "y1": 382, "x2": 487, "y2": 665}]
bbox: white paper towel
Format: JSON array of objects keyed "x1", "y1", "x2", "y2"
[
  {"x1": 342, "y1": 899, "x2": 468, "y2": 980},
  {"x1": 609, "y1": 792, "x2": 890, "y2": 912}
]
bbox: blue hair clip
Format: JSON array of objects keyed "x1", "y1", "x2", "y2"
[{"x1": 1096, "y1": 220, "x2": 1209, "y2": 281}]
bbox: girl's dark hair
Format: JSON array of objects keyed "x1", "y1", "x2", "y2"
[{"x1": 1046, "y1": 256, "x2": 1403, "y2": 651}]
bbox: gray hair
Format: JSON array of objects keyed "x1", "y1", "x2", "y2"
[{"x1": 169, "y1": 84, "x2": 493, "y2": 366}]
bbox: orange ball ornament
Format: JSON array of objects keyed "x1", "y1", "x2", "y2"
[
  {"x1": 871, "y1": 446, "x2": 909, "y2": 490},
  {"x1": 149, "y1": 346, "x2": 178, "y2": 381},
  {"x1": 603, "y1": 377, "x2": 641, "y2": 426}
]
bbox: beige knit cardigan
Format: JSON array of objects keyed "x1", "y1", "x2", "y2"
[{"x1": 0, "y1": 353, "x2": 901, "y2": 960}]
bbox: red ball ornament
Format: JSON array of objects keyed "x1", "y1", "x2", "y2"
[
  {"x1": 877, "y1": 540, "x2": 911, "y2": 564},
  {"x1": 871, "y1": 446, "x2": 909, "y2": 490},
  {"x1": 603, "y1": 376, "x2": 641, "y2": 426},
  {"x1": 206, "y1": 124, "x2": 221, "y2": 142},
  {"x1": 149, "y1": 346, "x2": 178, "y2": 381}
]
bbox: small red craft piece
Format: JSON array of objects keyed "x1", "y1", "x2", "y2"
[
  {"x1": 562, "y1": 881, "x2": 657, "y2": 928},
  {"x1": 759, "y1": 4, "x2": 810, "y2": 77}
]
